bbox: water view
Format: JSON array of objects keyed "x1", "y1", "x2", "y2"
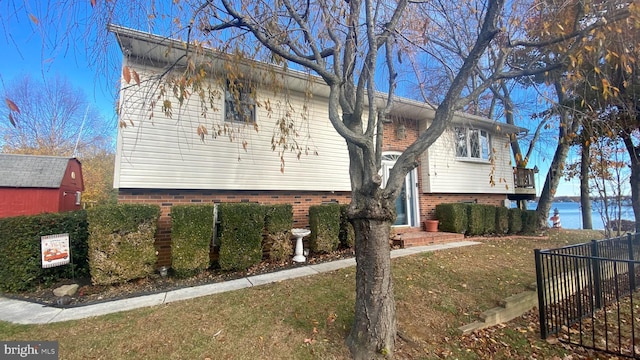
[{"x1": 520, "y1": 200, "x2": 635, "y2": 230}]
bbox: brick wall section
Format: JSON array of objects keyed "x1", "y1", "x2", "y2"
[
  {"x1": 382, "y1": 119, "x2": 419, "y2": 153},
  {"x1": 118, "y1": 189, "x2": 351, "y2": 266}
]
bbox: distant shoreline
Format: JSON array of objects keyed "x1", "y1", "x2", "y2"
[
  {"x1": 532, "y1": 196, "x2": 633, "y2": 203},
  {"x1": 515, "y1": 200, "x2": 634, "y2": 230}
]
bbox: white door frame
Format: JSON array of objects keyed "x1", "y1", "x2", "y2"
[{"x1": 381, "y1": 152, "x2": 421, "y2": 227}]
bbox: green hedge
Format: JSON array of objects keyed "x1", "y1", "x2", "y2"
[
  {"x1": 218, "y1": 203, "x2": 265, "y2": 271},
  {"x1": 339, "y1": 204, "x2": 355, "y2": 249},
  {"x1": 495, "y1": 206, "x2": 509, "y2": 235},
  {"x1": 264, "y1": 204, "x2": 293, "y2": 261},
  {"x1": 521, "y1": 210, "x2": 538, "y2": 234},
  {"x1": 435, "y1": 203, "x2": 468, "y2": 233},
  {"x1": 0, "y1": 211, "x2": 89, "y2": 292},
  {"x1": 466, "y1": 204, "x2": 485, "y2": 236},
  {"x1": 483, "y1": 205, "x2": 496, "y2": 235},
  {"x1": 309, "y1": 204, "x2": 341, "y2": 253},
  {"x1": 508, "y1": 208, "x2": 523, "y2": 234},
  {"x1": 171, "y1": 205, "x2": 214, "y2": 277},
  {"x1": 88, "y1": 204, "x2": 160, "y2": 285}
]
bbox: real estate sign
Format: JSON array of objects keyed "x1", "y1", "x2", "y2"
[{"x1": 41, "y1": 233, "x2": 70, "y2": 268}]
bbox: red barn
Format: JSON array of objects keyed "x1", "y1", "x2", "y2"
[{"x1": 0, "y1": 154, "x2": 84, "y2": 218}]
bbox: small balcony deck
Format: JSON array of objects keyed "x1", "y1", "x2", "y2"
[{"x1": 508, "y1": 167, "x2": 537, "y2": 201}]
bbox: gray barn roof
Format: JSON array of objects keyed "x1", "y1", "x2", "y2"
[{"x1": 0, "y1": 154, "x2": 74, "y2": 188}]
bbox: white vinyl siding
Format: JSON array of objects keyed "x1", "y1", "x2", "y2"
[
  {"x1": 420, "y1": 123, "x2": 515, "y2": 194},
  {"x1": 114, "y1": 65, "x2": 351, "y2": 191}
]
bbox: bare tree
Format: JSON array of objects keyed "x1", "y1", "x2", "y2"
[
  {"x1": 1, "y1": 74, "x2": 115, "y2": 205},
  {"x1": 2, "y1": 0, "x2": 636, "y2": 357},
  {"x1": 1, "y1": 75, "x2": 111, "y2": 155}
]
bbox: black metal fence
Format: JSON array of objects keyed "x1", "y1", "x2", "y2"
[{"x1": 535, "y1": 233, "x2": 640, "y2": 358}]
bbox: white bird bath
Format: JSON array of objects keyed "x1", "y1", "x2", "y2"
[{"x1": 291, "y1": 228, "x2": 311, "y2": 263}]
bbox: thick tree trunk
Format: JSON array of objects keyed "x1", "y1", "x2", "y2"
[
  {"x1": 536, "y1": 83, "x2": 580, "y2": 229},
  {"x1": 580, "y1": 142, "x2": 593, "y2": 229},
  {"x1": 629, "y1": 164, "x2": 640, "y2": 233},
  {"x1": 346, "y1": 214, "x2": 396, "y2": 359},
  {"x1": 536, "y1": 139, "x2": 575, "y2": 228},
  {"x1": 623, "y1": 135, "x2": 640, "y2": 233}
]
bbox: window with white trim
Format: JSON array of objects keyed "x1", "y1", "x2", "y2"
[
  {"x1": 455, "y1": 127, "x2": 491, "y2": 160},
  {"x1": 225, "y1": 80, "x2": 255, "y2": 123}
]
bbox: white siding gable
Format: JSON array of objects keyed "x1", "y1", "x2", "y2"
[{"x1": 114, "y1": 64, "x2": 352, "y2": 191}]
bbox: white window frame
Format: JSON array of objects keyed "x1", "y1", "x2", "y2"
[
  {"x1": 224, "y1": 80, "x2": 256, "y2": 123},
  {"x1": 455, "y1": 127, "x2": 491, "y2": 162}
]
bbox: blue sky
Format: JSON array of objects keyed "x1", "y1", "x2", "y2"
[
  {"x1": 0, "y1": 3, "x2": 583, "y2": 197},
  {"x1": 0, "y1": 12, "x2": 117, "y2": 122}
]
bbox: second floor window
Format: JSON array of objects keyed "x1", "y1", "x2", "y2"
[
  {"x1": 225, "y1": 80, "x2": 255, "y2": 123},
  {"x1": 455, "y1": 127, "x2": 491, "y2": 161}
]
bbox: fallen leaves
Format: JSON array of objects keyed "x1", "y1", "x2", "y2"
[{"x1": 326, "y1": 313, "x2": 337, "y2": 326}]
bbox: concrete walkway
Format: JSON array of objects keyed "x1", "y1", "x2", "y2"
[{"x1": 0, "y1": 241, "x2": 480, "y2": 325}]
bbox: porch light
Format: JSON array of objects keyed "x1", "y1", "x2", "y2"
[{"x1": 396, "y1": 124, "x2": 406, "y2": 140}]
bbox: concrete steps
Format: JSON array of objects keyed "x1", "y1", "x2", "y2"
[{"x1": 458, "y1": 284, "x2": 539, "y2": 334}]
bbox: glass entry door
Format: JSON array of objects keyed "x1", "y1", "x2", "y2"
[
  {"x1": 394, "y1": 180, "x2": 408, "y2": 226},
  {"x1": 381, "y1": 153, "x2": 420, "y2": 227}
]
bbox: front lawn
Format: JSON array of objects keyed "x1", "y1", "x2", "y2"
[{"x1": 0, "y1": 230, "x2": 606, "y2": 359}]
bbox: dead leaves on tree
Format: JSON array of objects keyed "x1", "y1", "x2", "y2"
[
  {"x1": 122, "y1": 66, "x2": 141, "y2": 85},
  {"x1": 5, "y1": 97, "x2": 20, "y2": 127}
]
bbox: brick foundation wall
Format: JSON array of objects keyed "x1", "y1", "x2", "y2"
[
  {"x1": 118, "y1": 189, "x2": 352, "y2": 266},
  {"x1": 118, "y1": 189, "x2": 507, "y2": 266}
]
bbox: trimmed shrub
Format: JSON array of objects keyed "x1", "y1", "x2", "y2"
[
  {"x1": 218, "y1": 203, "x2": 265, "y2": 271},
  {"x1": 495, "y1": 206, "x2": 509, "y2": 235},
  {"x1": 88, "y1": 204, "x2": 160, "y2": 285},
  {"x1": 435, "y1": 203, "x2": 468, "y2": 234},
  {"x1": 0, "y1": 211, "x2": 89, "y2": 292},
  {"x1": 483, "y1": 205, "x2": 496, "y2": 235},
  {"x1": 508, "y1": 208, "x2": 523, "y2": 234},
  {"x1": 339, "y1": 204, "x2": 355, "y2": 249},
  {"x1": 171, "y1": 205, "x2": 214, "y2": 277},
  {"x1": 264, "y1": 204, "x2": 293, "y2": 261},
  {"x1": 309, "y1": 203, "x2": 341, "y2": 253},
  {"x1": 521, "y1": 210, "x2": 538, "y2": 234},
  {"x1": 467, "y1": 204, "x2": 485, "y2": 236}
]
